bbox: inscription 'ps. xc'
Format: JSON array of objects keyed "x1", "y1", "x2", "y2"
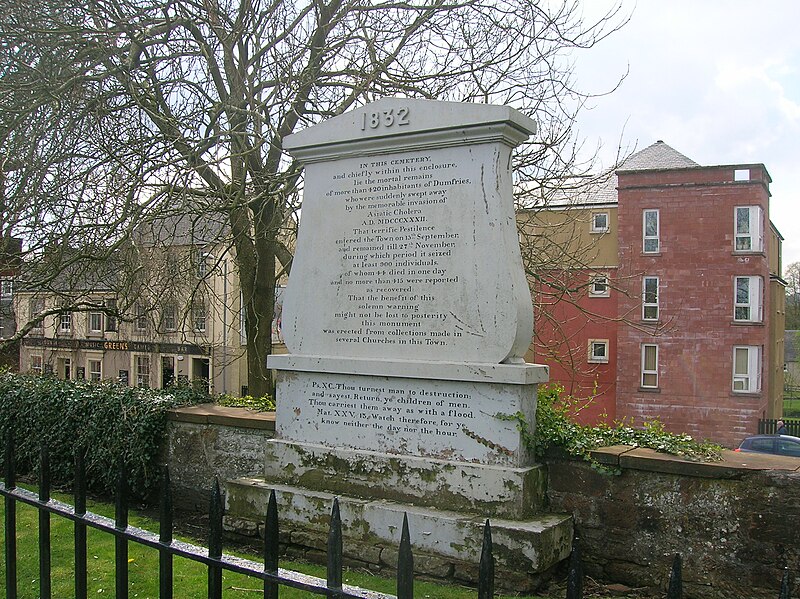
[{"x1": 360, "y1": 107, "x2": 410, "y2": 131}]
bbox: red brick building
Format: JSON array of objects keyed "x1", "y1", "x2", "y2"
[{"x1": 525, "y1": 141, "x2": 786, "y2": 448}]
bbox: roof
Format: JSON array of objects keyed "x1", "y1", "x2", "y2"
[
  {"x1": 133, "y1": 211, "x2": 230, "y2": 247},
  {"x1": 532, "y1": 140, "x2": 699, "y2": 208},
  {"x1": 618, "y1": 140, "x2": 700, "y2": 171}
]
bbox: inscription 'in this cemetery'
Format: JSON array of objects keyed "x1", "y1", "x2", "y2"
[
  {"x1": 323, "y1": 152, "x2": 474, "y2": 348},
  {"x1": 309, "y1": 380, "x2": 477, "y2": 439}
]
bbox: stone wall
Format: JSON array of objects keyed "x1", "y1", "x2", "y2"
[
  {"x1": 165, "y1": 408, "x2": 800, "y2": 597},
  {"x1": 546, "y1": 445, "x2": 800, "y2": 599},
  {"x1": 164, "y1": 405, "x2": 275, "y2": 512}
]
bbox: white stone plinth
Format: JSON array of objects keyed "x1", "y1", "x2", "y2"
[{"x1": 269, "y1": 355, "x2": 545, "y2": 467}]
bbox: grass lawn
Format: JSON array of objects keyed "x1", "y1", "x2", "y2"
[
  {"x1": 784, "y1": 396, "x2": 800, "y2": 419},
  {"x1": 0, "y1": 486, "x2": 556, "y2": 599}
]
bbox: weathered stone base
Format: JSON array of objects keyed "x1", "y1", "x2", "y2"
[
  {"x1": 263, "y1": 439, "x2": 548, "y2": 519},
  {"x1": 224, "y1": 478, "x2": 573, "y2": 592}
]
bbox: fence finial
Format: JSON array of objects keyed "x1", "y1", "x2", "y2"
[
  {"x1": 327, "y1": 498, "x2": 343, "y2": 591},
  {"x1": 667, "y1": 553, "x2": 682, "y2": 599},
  {"x1": 566, "y1": 531, "x2": 583, "y2": 599},
  {"x1": 264, "y1": 489, "x2": 279, "y2": 599},
  {"x1": 397, "y1": 513, "x2": 414, "y2": 599},
  {"x1": 478, "y1": 519, "x2": 494, "y2": 599},
  {"x1": 778, "y1": 567, "x2": 791, "y2": 599}
]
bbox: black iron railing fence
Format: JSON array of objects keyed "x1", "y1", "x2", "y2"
[
  {"x1": 1, "y1": 429, "x2": 794, "y2": 598},
  {"x1": 1, "y1": 430, "x2": 496, "y2": 599}
]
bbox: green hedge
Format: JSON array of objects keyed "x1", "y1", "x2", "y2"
[{"x1": 0, "y1": 371, "x2": 207, "y2": 498}]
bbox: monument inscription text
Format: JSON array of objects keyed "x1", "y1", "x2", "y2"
[{"x1": 320, "y1": 148, "x2": 477, "y2": 350}]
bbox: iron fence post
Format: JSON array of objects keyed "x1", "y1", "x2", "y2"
[
  {"x1": 74, "y1": 449, "x2": 87, "y2": 599},
  {"x1": 159, "y1": 466, "x2": 174, "y2": 599},
  {"x1": 115, "y1": 462, "x2": 129, "y2": 599},
  {"x1": 208, "y1": 478, "x2": 224, "y2": 599},
  {"x1": 39, "y1": 444, "x2": 52, "y2": 599},
  {"x1": 4, "y1": 428, "x2": 17, "y2": 599}
]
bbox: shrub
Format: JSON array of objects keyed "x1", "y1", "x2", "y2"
[
  {"x1": 216, "y1": 393, "x2": 276, "y2": 412},
  {"x1": 0, "y1": 371, "x2": 208, "y2": 498}
]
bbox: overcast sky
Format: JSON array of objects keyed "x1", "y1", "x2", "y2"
[{"x1": 571, "y1": 0, "x2": 800, "y2": 273}]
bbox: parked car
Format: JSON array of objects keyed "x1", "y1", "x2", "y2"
[{"x1": 734, "y1": 435, "x2": 800, "y2": 457}]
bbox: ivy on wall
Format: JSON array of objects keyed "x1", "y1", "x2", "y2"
[{"x1": 504, "y1": 385, "x2": 723, "y2": 469}]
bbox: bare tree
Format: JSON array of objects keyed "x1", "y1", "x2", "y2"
[
  {"x1": 786, "y1": 261, "x2": 800, "y2": 330},
  {"x1": 1, "y1": 0, "x2": 629, "y2": 396}
]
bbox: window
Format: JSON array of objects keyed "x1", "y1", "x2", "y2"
[
  {"x1": 135, "y1": 355, "x2": 150, "y2": 388},
  {"x1": 588, "y1": 340, "x2": 609, "y2": 363},
  {"x1": 89, "y1": 311, "x2": 103, "y2": 333},
  {"x1": 30, "y1": 298, "x2": 44, "y2": 332},
  {"x1": 641, "y1": 344, "x2": 658, "y2": 388},
  {"x1": 733, "y1": 346, "x2": 761, "y2": 392},
  {"x1": 590, "y1": 275, "x2": 610, "y2": 297},
  {"x1": 105, "y1": 299, "x2": 118, "y2": 332},
  {"x1": 88, "y1": 359, "x2": 102, "y2": 381},
  {"x1": 166, "y1": 252, "x2": 179, "y2": 277},
  {"x1": 591, "y1": 212, "x2": 609, "y2": 233},
  {"x1": 734, "y1": 168, "x2": 750, "y2": 182},
  {"x1": 135, "y1": 304, "x2": 148, "y2": 331},
  {"x1": 734, "y1": 276, "x2": 762, "y2": 322},
  {"x1": 196, "y1": 250, "x2": 211, "y2": 277},
  {"x1": 59, "y1": 311, "x2": 72, "y2": 333},
  {"x1": 31, "y1": 355, "x2": 43, "y2": 375},
  {"x1": 778, "y1": 438, "x2": 800, "y2": 457},
  {"x1": 643, "y1": 209, "x2": 659, "y2": 253},
  {"x1": 193, "y1": 301, "x2": 207, "y2": 332},
  {"x1": 643, "y1": 277, "x2": 659, "y2": 320},
  {"x1": 162, "y1": 303, "x2": 177, "y2": 331},
  {"x1": 734, "y1": 206, "x2": 763, "y2": 252},
  {"x1": 0, "y1": 279, "x2": 12, "y2": 299}
]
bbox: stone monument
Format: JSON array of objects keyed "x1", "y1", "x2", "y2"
[{"x1": 226, "y1": 98, "x2": 571, "y2": 589}]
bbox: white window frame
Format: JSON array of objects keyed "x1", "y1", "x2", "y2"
[
  {"x1": 641, "y1": 344, "x2": 658, "y2": 388},
  {"x1": 135, "y1": 304, "x2": 148, "y2": 331},
  {"x1": 88, "y1": 358, "x2": 102, "y2": 381},
  {"x1": 643, "y1": 209, "x2": 660, "y2": 253},
  {"x1": 31, "y1": 354, "x2": 43, "y2": 375},
  {"x1": 30, "y1": 298, "x2": 44, "y2": 332},
  {"x1": 734, "y1": 206, "x2": 763, "y2": 252},
  {"x1": 643, "y1": 276, "x2": 659, "y2": 321},
  {"x1": 590, "y1": 275, "x2": 610, "y2": 297},
  {"x1": 162, "y1": 303, "x2": 177, "y2": 331},
  {"x1": 734, "y1": 276, "x2": 762, "y2": 322},
  {"x1": 59, "y1": 311, "x2": 72, "y2": 333},
  {"x1": 733, "y1": 346, "x2": 761, "y2": 393},
  {"x1": 734, "y1": 168, "x2": 750, "y2": 182},
  {"x1": 89, "y1": 311, "x2": 103, "y2": 333},
  {"x1": 104, "y1": 299, "x2": 117, "y2": 332},
  {"x1": 591, "y1": 212, "x2": 609, "y2": 233},
  {"x1": 0, "y1": 279, "x2": 13, "y2": 299},
  {"x1": 193, "y1": 301, "x2": 207, "y2": 333},
  {"x1": 588, "y1": 339, "x2": 609, "y2": 364},
  {"x1": 135, "y1": 354, "x2": 151, "y2": 388},
  {"x1": 196, "y1": 250, "x2": 211, "y2": 278}
]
